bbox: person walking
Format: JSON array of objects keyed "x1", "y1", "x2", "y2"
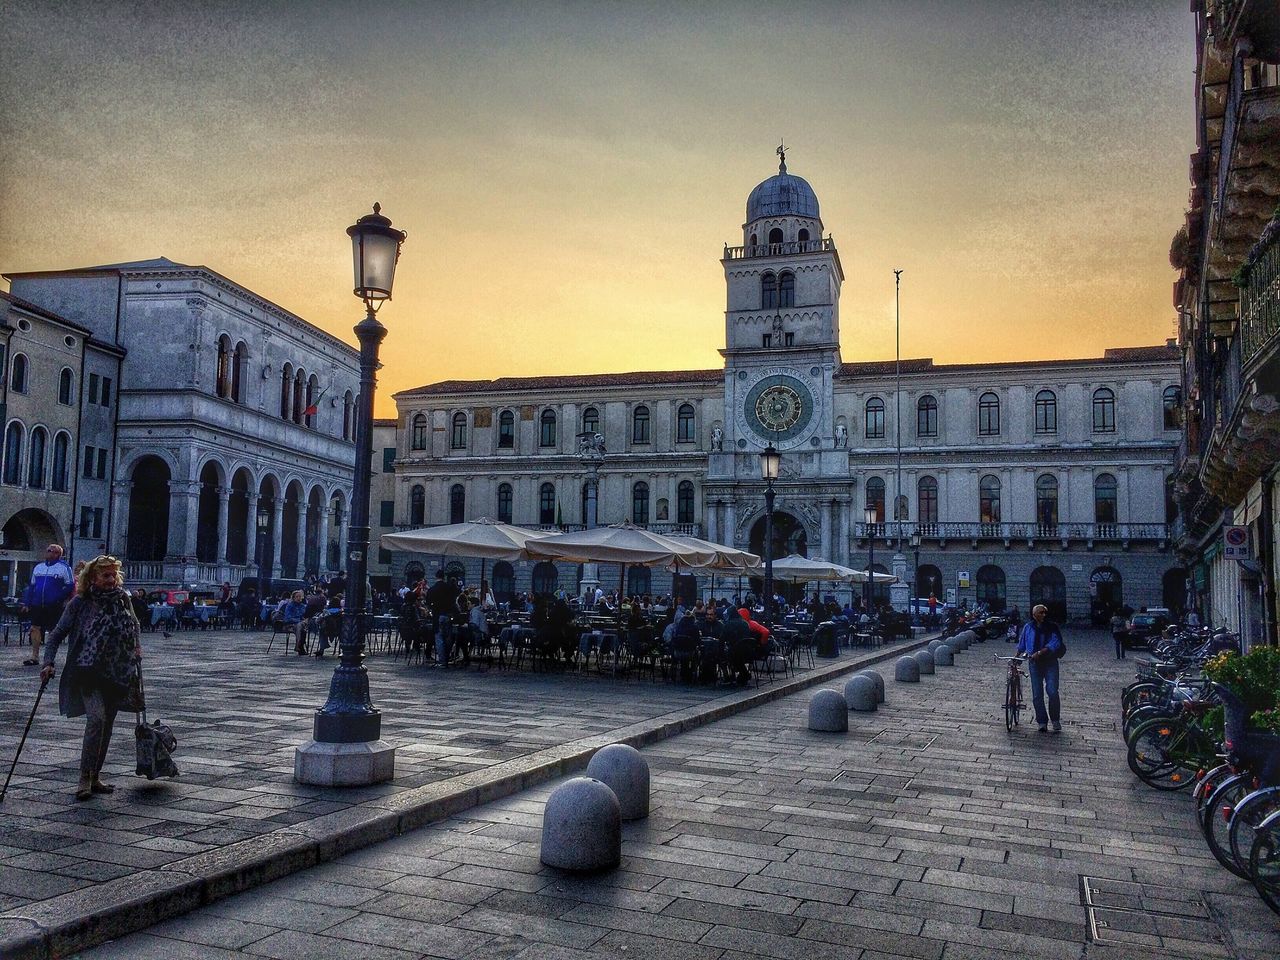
[
  {"x1": 1015, "y1": 603, "x2": 1065, "y2": 733},
  {"x1": 38, "y1": 556, "x2": 143, "y2": 800},
  {"x1": 19, "y1": 543, "x2": 75, "y2": 666},
  {"x1": 1109, "y1": 610, "x2": 1128, "y2": 660}
]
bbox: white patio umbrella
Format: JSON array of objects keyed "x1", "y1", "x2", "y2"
[
  {"x1": 665, "y1": 534, "x2": 761, "y2": 602},
  {"x1": 379, "y1": 517, "x2": 555, "y2": 592},
  {"x1": 524, "y1": 522, "x2": 718, "y2": 610},
  {"x1": 769, "y1": 554, "x2": 854, "y2": 583}
]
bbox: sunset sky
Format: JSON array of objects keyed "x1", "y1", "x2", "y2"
[{"x1": 0, "y1": 1, "x2": 1194, "y2": 417}]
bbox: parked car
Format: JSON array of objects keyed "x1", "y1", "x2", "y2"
[
  {"x1": 1125, "y1": 608, "x2": 1171, "y2": 647},
  {"x1": 147, "y1": 589, "x2": 191, "y2": 606},
  {"x1": 236, "y1": 577, "x2": 308, "y2": 603}
]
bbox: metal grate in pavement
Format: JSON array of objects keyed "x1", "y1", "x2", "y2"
[
  {"x1": 867, "y1": 730, "x2": 939, "y2": 750},
  {"x1": 1081, "y1": 876, "x2": 1229, "y2": 957}
]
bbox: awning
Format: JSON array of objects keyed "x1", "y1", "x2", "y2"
[{"x1": 1239, "y1": 479, "x2": 1265, "y2": 526}]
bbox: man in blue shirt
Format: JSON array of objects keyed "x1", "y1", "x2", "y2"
[
  {"x1": 19, "y1": 543, "x2": 75, "y2": 667},
  {"x1": 1015, "y1": 603, "x2": 1065, "y2": 733}
]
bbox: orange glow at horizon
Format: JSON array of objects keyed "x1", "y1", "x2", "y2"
[{"x1": 0, "y1": 2, "x2": 1194, "y2": 418}]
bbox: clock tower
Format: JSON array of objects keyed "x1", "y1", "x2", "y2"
[{"x1": 718, "y1": 148, "x2": 844, "y2": 457}]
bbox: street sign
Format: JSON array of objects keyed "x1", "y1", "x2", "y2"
[
  {"x1": 1223, "y1": 526, "x2": 1250, "y2": 560},
  {"x1": 957, "y1": 570, "x2": 971, "y2": 588}
]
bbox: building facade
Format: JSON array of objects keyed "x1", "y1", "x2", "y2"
[
  {"x1": 1170, "y1": 0, "x2": 1280, "y2": 648},
  {"x1": 0, "y1": 292, "x2": 123, "y2": 594},
  {"x1": 7, "y1": 259, "x2": 361, "y2": 591},
  {"x1": 390, "y1": 157, "x2": 1184, "y2": 620},
  {"x1": 370, "y1": 417, "x2": 397, "y2": 595}
]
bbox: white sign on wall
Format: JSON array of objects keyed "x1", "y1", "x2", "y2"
[
  {"x1": 957, "y1": 570, "x2": 971, "y2": 588},
  {"x1": 1223, "y1": 526, "x2": 1250, "y2": 560}
]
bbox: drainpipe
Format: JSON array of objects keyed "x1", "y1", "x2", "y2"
[{"x1": 1262, "y1": 475, "x2": 1276, "y2": 647}]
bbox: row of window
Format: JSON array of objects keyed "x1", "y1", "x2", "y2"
[
  {"x1": 1, "y1": 423, "x2": 72, "y2": 491},
  {"x1": 413, "y1": 404, "x2": 700, "y2": 453},
  {"x1": 215, "y1": 337, "x2": 358, "y2": 441},
  {"x1": 864, "y1": 473, "x2": 1121, "y2": 525},
  {"x1": 408, "y1": 479, "x2": 699, "y2": 527},
  {"x1": 5, "y1": 354, "x2": 113, "y2": 409},
  {"x1": 862, "y1": 386, "x2": 1180, "y2": 440}
]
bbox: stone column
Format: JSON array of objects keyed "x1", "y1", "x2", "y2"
[
  {"x1": 246, "y1": 492, "x2": 261, "y2": 570},
  {"x1": 216, "y1": 486, "x2": 231, "y2": 563},
  {"x1": 320, "y1": 506, "x2": 333, "y2": 574},
  {"x1": 838, "y1": 497, "x2": 852, "y2": 566},
  {"x1": 271, "y1": 497, "x2": 284, "y2": 577},
  {"x1": 706, "y1": 499, "x2": 718, "y2": 543},
  {"x1": 819, "y1": 499, "x2": 833, "y2": 560},
  {"x1": 295, "y1": 499, "x2": 307, "y2": 577},
  {"x1": 111, "y1": 480, "x2": 132, "y2": 557},
  {"x1": 724, "y1": 500, "x2": 736, "y2": 547},
  {"x1": 177, "y1": 480, "x2": 201, "y2": 560}
]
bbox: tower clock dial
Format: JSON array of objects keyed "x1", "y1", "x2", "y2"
[{"x1": 743, "y1": 373, "x2": 815, "y2": 443}]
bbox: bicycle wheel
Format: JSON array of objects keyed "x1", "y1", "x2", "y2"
[
  {"x1": 1123, "y1": 704, "x2": 1175, "y2": 744},
  {"x1": 1196, "y1": 764, "x2": 1237, "y2": 830},
  {"x1": 1203, "y1": 774, "x2": 1253, "y2": 878},
  {"x1": 1122, "y1": 682, "x2": 1162, "y2": 717},
  {"x1": 1005, "y1": 672, "x2": 1017, "y2": 731},
  {"x1": 1249, "y1": 810, "x2": 1280, "y2": 917},
  {"x1": 1126, "y1": 717, "x2": 1175, "y2": 780},
  {"x1": 1230, "y1": 788, "x2": 1280, "y2": 878}
]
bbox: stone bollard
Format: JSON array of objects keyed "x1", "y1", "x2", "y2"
[
  {"x1": 857, "y1": 669, "x2": 886, "y2": 704},
  {"x1": 808, "y1": 690, "x2": 849, "y2": 732},
  {"x1": 957, "y1": 630, "x2": 976, "y2": 649},
  {"x1": 914, "y1": 648, "x2": 935, "y2": 675},
  {"x1": 541, "y1": 777, "x2": 622, "y2": 871},
  {"x1": 927, "y1": 638, "x2": 947, "y2": 654},
  {"x1": 586, "y1": 744, "x2": 650, "y2": 821},
  {"x1": 933, "y1": 643, "x2": 954, "y2": 666},
  {"x1": 895, "y1": 655, "x2": 920, "y2": 682},
  {"x1": 843, "y1": 675, "x2": 878, "y2": 711}
]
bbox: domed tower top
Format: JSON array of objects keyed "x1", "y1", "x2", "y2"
[{"x1": 745, "y1": 144, "x2": 820, "y2": 223}]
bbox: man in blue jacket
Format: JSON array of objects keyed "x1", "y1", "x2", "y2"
[
  {"x1": 19, "y1": 543, "x2": 75, "y2": 667},
  {"x1": 1015, "y1": 603, "x2": 1065, "y2": 733}
]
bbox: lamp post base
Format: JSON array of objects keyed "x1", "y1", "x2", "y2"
[{"x1": 294, "y1": 739, "x2": 396, "y2": 786}]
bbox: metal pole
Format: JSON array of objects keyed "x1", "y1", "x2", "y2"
[
  {"x1": 313, "y1": 306, "x2": 384, "y2": 744},
  {"x1": 866, "y1": 530, "x2": 876, "y2": 613},
  {"x1": 894, "y1": 269, "x2": 903, "y2": 549},
  {"x1": 764, "y1": 482, "x2": 775, "y2": 626}
]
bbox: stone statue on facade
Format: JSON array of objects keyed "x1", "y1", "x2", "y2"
[
  {"x1": 835, "y1": 423, "x2": 848, "y2": 448},
  {"x1": 711, "y1": 426, "x2": 724, "y2": 451},
  {"x1": 578, "y1": 432, "x2": 606, "y2": 460}
]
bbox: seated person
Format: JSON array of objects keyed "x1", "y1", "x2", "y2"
[
  {"x1": 314, "y1": 596, "x2": 344, "y2": 657},
  {"x1": 280, "y1": 590, "x2": 308, "y2": 654}
]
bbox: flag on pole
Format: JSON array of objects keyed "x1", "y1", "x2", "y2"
[{"x1": 304, "y1": 385, "x2": 329, "y2": 417}]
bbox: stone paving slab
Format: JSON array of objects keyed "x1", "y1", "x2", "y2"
[
  {"x1": 0, "y1": 626, "x2": 925, "y2": 958},
  {"x1": 70, "y1": 629, "x2": 1280, "y2": 960}
]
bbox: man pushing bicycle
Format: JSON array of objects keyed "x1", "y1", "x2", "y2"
[{"x1": 1015, "y1": 603, "x2": 1066, "y2": 733}]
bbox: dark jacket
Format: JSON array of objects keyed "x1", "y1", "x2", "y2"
[{"x1": 40, "y1": 594, "x2": 142, "y2": 718}]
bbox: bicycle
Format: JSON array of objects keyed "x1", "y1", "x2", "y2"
[
  {"x1": 1249, "y1": 807, "x2": 1280, "y2": 916},
  {"x1": 995, "y1": 655, "x2": 1026, "y2": 731},
  {"x1": 1126, "y1": 700, "x2": 1220, "y2": 790}
]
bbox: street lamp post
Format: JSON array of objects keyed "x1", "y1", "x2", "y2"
[
  {"x1": 864, "y1": 507, "x2": 877, "y2": 613},
  {"x1": 256, "y1": 506, "x2": 270, "y2": 607},
  {"x1": 296, "y1": 203, "x2": 405, "y2": 787},
  {"x1": 909, "y1": 530, "x2": 921, "y2": 619},
  {"x1": 577, "y1": 432, "x2": 604, "y2": 604},
  {"x1": 760, "y1": 444, "x2": 780, "y2": 625}
]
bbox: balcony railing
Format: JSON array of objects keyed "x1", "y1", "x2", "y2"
[
  {"x1": 1241, "y1": 223, "x2": 1280, "y2": 369},
  {"x1": 723, "y1": 238, "x2": 835, "y2": 260},
  {"x1": 392, "y1": 522, "x2": 701, "y2": 537},
  {"x1": 123, "y1": 561, "x2": 256, "y2": 587},
  {"x1": 853, "y1": 521, "x2": 1168, "y2": 544}
]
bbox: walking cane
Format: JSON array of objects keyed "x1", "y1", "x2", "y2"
[{"x1": 1, "y1": 674, "x2": 50, "y2": 803}]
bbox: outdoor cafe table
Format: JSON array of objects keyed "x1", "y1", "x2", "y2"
[{"x1": 147, "y1": 604, "x2": 175, "y2": 628}]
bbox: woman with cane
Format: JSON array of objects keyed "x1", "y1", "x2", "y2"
[{"x1": 39, "y1": 556, "x2": 143, "y2": 801}]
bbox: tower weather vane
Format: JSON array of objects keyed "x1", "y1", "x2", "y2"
[{"x1": 777, "y1": 140, "x2": 787, "y2": 173}]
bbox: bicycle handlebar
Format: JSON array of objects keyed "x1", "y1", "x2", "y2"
[{"x1": 994, "y1": 655, "x2": 1025, "y2": 663}]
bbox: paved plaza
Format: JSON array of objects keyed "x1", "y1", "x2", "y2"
[
  {"x1": 10, "y1": 628, "x2": 1273, "y2": 959},
  {"x1": 0, "y1": 624, "x2": 920, "y2": 956}
]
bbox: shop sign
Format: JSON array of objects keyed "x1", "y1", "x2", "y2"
[{"x1": 957, "y1": 570, "x2": 970, "y2": 588}]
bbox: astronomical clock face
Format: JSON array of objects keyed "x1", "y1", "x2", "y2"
[{"x1": 742, "y1": 372, "x2": 816, "y2": 444}]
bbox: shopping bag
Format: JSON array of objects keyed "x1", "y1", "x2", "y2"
[{"x1": 133, "y1": 669, "x2": 178, "y2": 779}]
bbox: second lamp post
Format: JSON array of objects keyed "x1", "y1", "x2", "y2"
[{"x1": 760, "y1": 443, "x2": 780, "y2": 624}]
